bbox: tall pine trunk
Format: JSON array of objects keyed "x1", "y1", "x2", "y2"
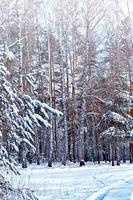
[
  {"x1": 47, "y1": 25, "x2": 53, "y2": 167},
  {"x1": 60, "y1": 55, "x2": 68, "y2": 166}
]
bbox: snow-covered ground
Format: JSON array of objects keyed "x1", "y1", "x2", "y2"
[{"x1": 4, "y1": 162, "x2": 133, "y2": 200}]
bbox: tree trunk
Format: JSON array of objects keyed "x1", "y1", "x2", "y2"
[
  {"x1": 79, "y1": 99, "x2": 85, "y2": 166},
  {"x1": 92, "y1": 121, "x2": 97, "y2": 163},
  {"x1": 48, "y1": 128, "x2": 53, "y2": 167},
  {"x1": 97, "y1": 145, "x2": 100, "y2": 164},
  {"x1": 61, "y1": 63, "x2": 68, "y2": 166},
  {"x1": 130, "y1": 143, "x2": 133, "y2": 163},
  {"x1": 36, "y1": 136, "x2": 40, "y2": 165},
  {"x1": 21, "y1": 141, "x2": 27, "y2": 168},
  {"x1": 116, "y1": 142, "x2": 120, "y2": 166},
  {"x1": 112, "y1": 142, "x2": 115, "y2": 166},
  {"x1": 123, "y1": 144, "x2": 126, "y2": 163},
  {"x1": 47, "y1": 24, "x2": 53, "y2": 167}
]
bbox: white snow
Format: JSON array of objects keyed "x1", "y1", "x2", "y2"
[{"x1": 4, "y1": 162, "x2": 133, "y2": 200}]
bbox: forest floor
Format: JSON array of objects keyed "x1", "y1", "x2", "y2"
[{"x1": 4, "y1": 162, "x2": 133, "y2": 200}]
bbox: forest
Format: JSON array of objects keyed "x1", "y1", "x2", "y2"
[{"x1": 1, "y1": 0, "x2": 133, "y2": 199}]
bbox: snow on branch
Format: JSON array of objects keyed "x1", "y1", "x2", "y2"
[
  {"x1": 0, "y1": 64, "x2": 8, "y2": 77},
  {"x1": 23, "y1": 138, "x2": 36, "y2": 152},
  {"x1": 34, "y1": 114, "x2": 51, "y2": 128},
  {"x1": 42, "y1": 102, "x2": 63, "y2": 117},
  {"x1": 101, "y1": 126, "x2": 126, "y2": 139},
  {"x1": 24, "y1": 75, "x2": 36, "y2": 88},
  {"x1": 102, "y1": 111, "x2": 127, "y2": 125},
  {"x1": 4, "y1": 50, "x2": 15, "y2": 61}
]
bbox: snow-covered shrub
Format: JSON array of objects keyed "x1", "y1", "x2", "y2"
[{"x1": 0, "y1": 174, "x2": 38, "y2": 200}]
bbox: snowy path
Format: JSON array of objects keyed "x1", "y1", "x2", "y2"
[
  {"x1": 5, "y1": 163, "x2": 133, "y2": 200},
  {"x1": 88, "y1": 176, "x2": 133, "y2": 200}
]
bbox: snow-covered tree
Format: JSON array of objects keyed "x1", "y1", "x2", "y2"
[
  {"x1": 100, "y1": 91, "x2": 133, "y2": 166},
  {"x1": 0, "y1": 40, "x2": 62, "y2": 170}
]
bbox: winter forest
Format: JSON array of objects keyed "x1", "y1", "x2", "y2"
[{"x1": 1, "y1": 0, "x2": 133, "y2": 199}]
